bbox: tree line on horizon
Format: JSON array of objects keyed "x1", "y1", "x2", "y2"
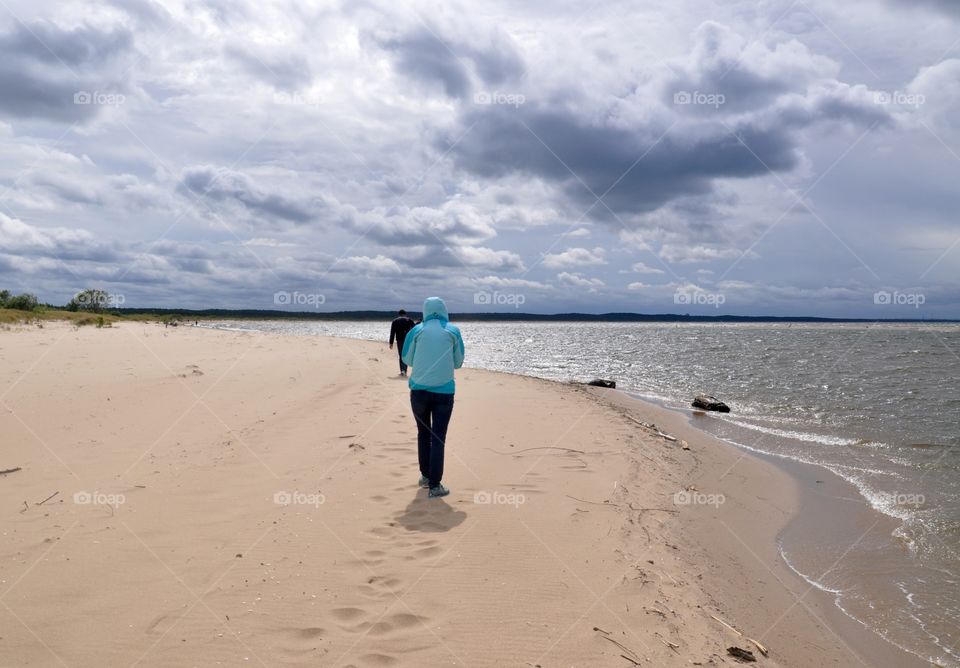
[{"x1": 0, "y1": 288, "x2": 118, "y2": 314}]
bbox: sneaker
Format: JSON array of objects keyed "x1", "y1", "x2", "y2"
[
  {"x1": 428, "y1": 484, "x2": 450, "y2": 498},
  {"x1": 418, "y1": 475, "x2": 430, "y2": 488}
]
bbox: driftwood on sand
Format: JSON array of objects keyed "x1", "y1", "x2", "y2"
[
  {"x1": 727, "y1": 646, "x2": 757, "y2": 662},
  {"x1": 711, "y1": 614, "x2": 768, "y2": 656},
  {"x1": 624, "y1": 415, "x2": 689, "y2": 449}
]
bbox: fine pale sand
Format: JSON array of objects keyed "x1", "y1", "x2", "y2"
[{"x1": 0, "y1": 322, "x2": 899, "y2": 667}]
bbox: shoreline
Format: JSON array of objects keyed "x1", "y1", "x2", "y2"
[
  {"x1": 0, "y1": 322, "x2": 930, "y2": 666},
  {"x1": 190, "y1": 322, "x2": 940, "y2": 666},
  {"x1": 590, "y1": 388, "x2": 932, "y2": 668},
  {"x1": 192, "y1": 321, "x2": 943, "y2": 666}
]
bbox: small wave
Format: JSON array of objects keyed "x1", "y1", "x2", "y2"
[
  {"x1": 718, "y1": 417, "x2": 861, "y2": 447},
  {"x1": 203, "y1": 323, "x2": 261, "y2": 333},
  {"x1": 778, "y1": 542, "x2": 844, "y2": 596},
  {"x1": 779, "y1": 544, "x2": 957, "y2": 667}
]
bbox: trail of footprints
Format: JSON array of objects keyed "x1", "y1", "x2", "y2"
[
  {"x1": 285, "y1": 416, "x2": 552, "y2": 665},
  {"x1": 329, "y1": 435, "x2": 446, "y2": 666}
]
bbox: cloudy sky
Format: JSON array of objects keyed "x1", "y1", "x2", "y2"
[{"x1": 1, "y1": 0, "x2": 958, "y2": 317}]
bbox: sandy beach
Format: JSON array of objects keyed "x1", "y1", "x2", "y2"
[{"x1": 0, "y1": 322, "x2": 919, "y2": 667}]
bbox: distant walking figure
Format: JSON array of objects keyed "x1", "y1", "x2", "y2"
[
  {"x1": 401, "y1": 297, "x2": 465, "y2": 498},
  {"x1": 388, "y1": 309, "x2": 415, "y2": 376}
]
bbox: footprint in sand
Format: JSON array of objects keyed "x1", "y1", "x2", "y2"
[
  {"x1": 290, "y1": 626, "x2": 325, "y2": 640},
  {"x1": 367, "y1": 613, "x2": 426, "y2": 636},
  {"x1": 357, "y1": 652, "x2": 398, "y2": 666},
  {"x1": 411, "y1": 544, "x2": 442, "y2": 557},
  {"x1": 361, "y1": 549, "x2": 387, "y2": 567},
  {"x1": 358, "y1": 575, "x2": 405, "y2": 600},
  {"x1": 330, "y1": 607, "x2": 367, "y2": 624}
]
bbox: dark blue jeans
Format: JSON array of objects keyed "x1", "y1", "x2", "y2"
[{"x1": 410, "y1": 390, "x2": 454, "y2": 488}]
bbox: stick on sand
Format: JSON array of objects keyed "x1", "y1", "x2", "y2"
[
  {"x1": 710, "y1": 614, "x2": 769, "y2": 656},
  {"x1": 36, "y1": 491, "x2": 59, "y2": 506}
]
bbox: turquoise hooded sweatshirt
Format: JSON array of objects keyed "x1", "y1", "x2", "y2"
[{"x1": 400, "y1": 297, "x2": 465, "y2": 394}]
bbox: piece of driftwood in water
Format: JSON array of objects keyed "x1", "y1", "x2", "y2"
[
  {"x1": 727, "y1": 646, "x2": 757, "y2": 662},
  {"x1": 1, "y1": 467, "x2": 22, "y2": 476},
  {"x1": 692, "y1": 394, "x2": 731, "y2": 412}
]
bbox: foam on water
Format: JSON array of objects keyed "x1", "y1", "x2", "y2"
[{"x1": 716, "y1": 417, "x2": 863, "y2": 447}]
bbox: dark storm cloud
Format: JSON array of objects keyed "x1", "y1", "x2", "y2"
[
  {"x1": 179, "y1": 166, "x2": 318, "y2": 224},
  {"x1": 372, "y1": 24, "x2": 523, "y2": 98},
  {"x1": 439, "y1": 23, "x2": 892, "y2": 220},
  {"x1": 442, "y1": 105, "x2": 800, "y2": 216},
  {"x1": 376, "y1": 29, "x2": 471, "y2": 97},
  {"x1": 0, "y1": 20, "x2": 133, "y2": 122}
]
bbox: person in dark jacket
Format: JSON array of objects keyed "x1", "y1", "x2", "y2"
[{"x1": 388, "y1": 309, "x2": 415, "y2": 376}]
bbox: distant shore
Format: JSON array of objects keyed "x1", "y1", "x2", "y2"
[
  {"x1": 0, "y1": 322, "x2": 924, "y2": 666},
  {"x1": 3, "y1": 306, "x2": 956, "y2": 326}
]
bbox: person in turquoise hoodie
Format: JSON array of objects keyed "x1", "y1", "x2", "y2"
[{"x1": 400, "y1": 297, "x2": 465, "y2": 498}]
